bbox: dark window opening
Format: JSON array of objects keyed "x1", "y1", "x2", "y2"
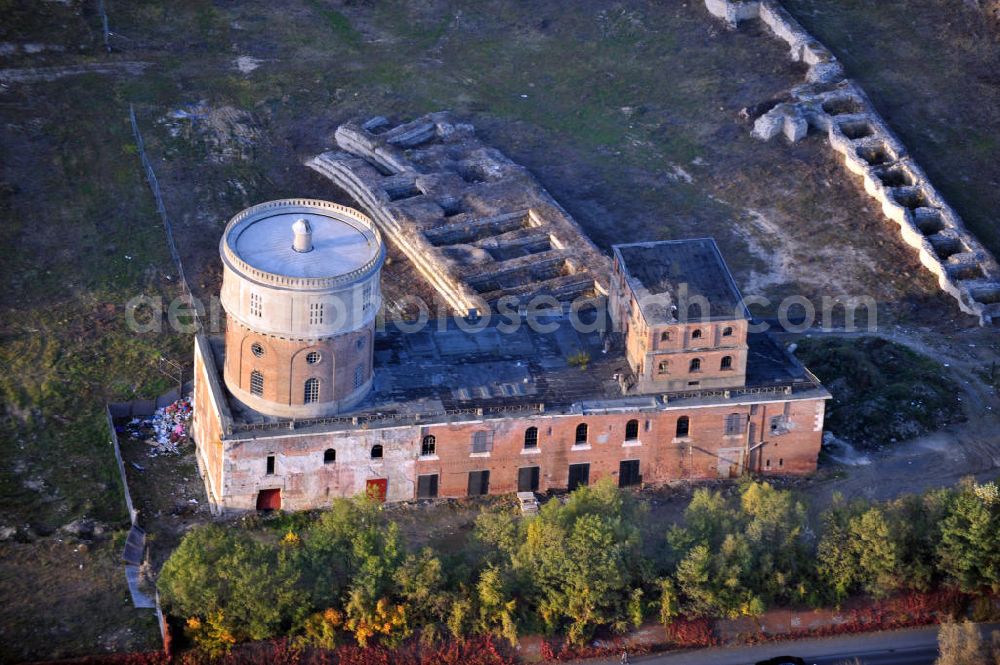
[
  {"x1": 660, "y1": 331, "x2": 670, "y2": 342},
  {"x1": 779, "y1": 458, "x2": 784, "y2": 468},
  {"x1": 625, "y1": 419, "x2": 639, "y2": 441},
  {"x1": 658, "y1": 360, "x2": 669, "y2": 374},
  {"x1": 568, "y1": 463, "x2": 590, "y2": 491},
  {"x1": 323, "y1": 448, "x2": 336, "y2": 464},
  {"x1": 723, "y1": 326, "x2": 734, "y2": 337},
  {"x1": 468, "y1": 470, "x2": 490, "y2": 496},
  {"x1": 575, "y1": 423, "x2": 589, "y2": 444},
  {"x1": 676, "y1": 416, "x2": 690, "y2": 438},
  {"x1": 371, "y1": 444, "x2": 383, "y2": 459},
  {"x1": 619, "y1": 460, "x2": 641, "y2": 488},
  {"x1": 689, "y1": 358, "x2": 701, "y2": 372},
  {"x1": 266, "y1": 455, "x2": 275, "y2": 475},
  {"x1": 524, "y1": 426, "x2": 538, "y2": 449},
  {"x1": 421, "y1": 435, "x2": 436, "y2": 456},
  {"x1": 721, "y1": 356, "x2": 733, "y2": 370},
  {"x1": 417, "y1": 474, "x2": 439, "y2": 499},
  {"x1": 692, "y1": 329, "x2": 703, "y2": 340},
  {"x1": 518, "y1": 466, "x2": 540, "y2": 492}
]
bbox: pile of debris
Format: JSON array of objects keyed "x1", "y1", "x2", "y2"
[{"x1": 122, "y1": 397, "x2": 193, "y2": 456}]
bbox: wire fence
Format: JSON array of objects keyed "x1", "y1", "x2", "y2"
[{"x1": 129, "y1": 104, "x2": 202, "y2": 332}]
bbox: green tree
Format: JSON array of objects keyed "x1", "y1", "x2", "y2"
[
  {"x1": 851, "y1": 506, "x2": 901, "y2": 598},
  {"x1": 476, "y1": 566, "x2": 518, "y2": 645},
  {"x1": 513, "y1": 480, "x2": 645, "y2": 643},
  {"x1": 158, "y1": 524, "x2": 306, "y2": 644},
  {"x1": 393, "y1": 547, "x2": 450, "y2": 627},
  {"x1": 658, "y1": 578, "x2": 680, "y2": 626},
  {"x1": 937, "y1": 481, "x2": 1000, "y2": 593}
]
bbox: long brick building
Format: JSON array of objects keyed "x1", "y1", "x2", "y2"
[{"x1": 192, "y1": 199, "x2": 830, "y2": 512}]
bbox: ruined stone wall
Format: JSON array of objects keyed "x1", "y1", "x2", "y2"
[
  {"x1": 216, "y1": 396, "x2": 825, "y2": 510},
  {"x1": 704, "y1": 0, "x2": 1000, "y2": 325},
  {"x1": 308, "y1": 112, "x2": 610, "y2": 315}
]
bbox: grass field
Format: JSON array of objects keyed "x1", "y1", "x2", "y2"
[{"x1": 0, "y1": 0, "x2": 989, "y2": 659}]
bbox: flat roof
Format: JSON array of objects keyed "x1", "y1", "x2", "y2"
[
  {"x1": 210, "y1": 312, "x2": 827, "y2": 437},
  {"x1": 614, "y1": 239, "x2": 750, "y2": 324},
  {"x1": 225, "y1": 202, "x2": 381, "y2": 280}
]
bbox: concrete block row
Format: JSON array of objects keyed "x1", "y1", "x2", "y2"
[{"x1": 705, "y1": 0, "x2": 1000, "y2": 324}]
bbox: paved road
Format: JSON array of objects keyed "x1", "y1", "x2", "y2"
[{"x1": 590, "y1": 624, "x2": 1000, "y2": 665}]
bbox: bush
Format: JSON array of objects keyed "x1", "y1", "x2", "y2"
[{"x1": 794, "y1": 337, "x2": 962, "y2": 448}]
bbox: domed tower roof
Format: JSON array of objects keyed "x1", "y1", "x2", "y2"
[{"x1": 222, "y1": 199, "x2": 383, "y2": 285}]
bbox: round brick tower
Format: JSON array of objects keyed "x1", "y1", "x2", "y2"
[{"x1": 219, "y1": 198, "x2": 385, "y2": 419}]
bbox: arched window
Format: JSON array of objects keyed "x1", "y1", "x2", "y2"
[
  {"x1": 421, "y1": 435, "x2": 436, "y2": 457},
  {"x1": 575, "y1": 423, "x2": 588, "y2": 444},
  {"x1": 721, "y1": 356, "x2": 733, "y2": 370},
  {"x1": 676, "y1": 416, "x2": 690, "y2": 438},
  {"x1": 324, "y1": 448, "x2": 336, "y2": 464},
  {"x1": 625, "y1": 419, "x2": 639, "y2": 441},
  {"x1": 722, "y1": 326, "x2": 734, "y2": 337},
  {"x1": 304, "y1": 378, "x2": 320, "y2": 403},
  {"x1": 371, "y1": 444, "x2": 383, "y2": 459},
  {"x1": 689, "y1": 358, "x2": 701, "y2": 373},
  {"x1": 524, "y1": 426, "x2": 538, "y2": 449},
  {"x1": 658, "y1": 360, "x2": 669, "y2": 374},
  {"x1": 691, "y1": 329, "x2": 702, "y2": 340},
  {"x1": 660, "y1": 331, "x2": 670, "y2": 342},
  {"x1": 250, "y1": 370, "x2": 264, "y2": 396}
]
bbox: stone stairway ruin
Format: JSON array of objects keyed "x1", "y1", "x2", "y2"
[
  {"x1": 707, "y1": 0, "x2": 1000, "y2": 325},
  {"x1": 308, "y1": 112, "x2": 610, "y2": 315}
]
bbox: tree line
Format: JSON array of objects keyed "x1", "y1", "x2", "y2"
[{"x1": 158, "y1": 477, "x2": 1000, "y2": 655}]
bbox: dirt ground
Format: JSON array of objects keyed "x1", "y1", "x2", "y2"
[{"x1": 0, "y1": 0, "x2": 998, "y2": 661}]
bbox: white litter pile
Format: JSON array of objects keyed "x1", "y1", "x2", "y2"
[{"x1": 125, "y1": 397, "x2": 193, "y2": 457}]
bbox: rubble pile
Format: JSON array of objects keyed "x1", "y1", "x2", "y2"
[{"x1": 122, "y1": 397, "x2": 193, "y2": 456}]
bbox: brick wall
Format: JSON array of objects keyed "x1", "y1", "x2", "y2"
[{"x1": 212, "y1": 396, "x2": 826, "y2": 511}]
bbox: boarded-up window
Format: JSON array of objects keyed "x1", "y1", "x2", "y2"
[
  {"x1": 471, "y1": 431, "x2": 493, "y2": 454},
  {"x1": 725, "y1": 413, "x2": 742, "y2": 435}
]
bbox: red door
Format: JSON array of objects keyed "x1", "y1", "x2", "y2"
[
  {"x1": 256, "y1": 488, "x2": 281, "y2": 511},
  {"x1": 366, "y1": 478, "x2": 388, "y2": 502}
]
